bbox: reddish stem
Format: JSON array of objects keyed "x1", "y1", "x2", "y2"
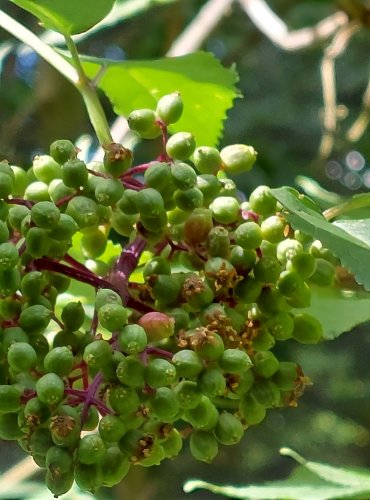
[
  {"x1": 7, "y1": 198, "x2": 33, "y2": 209},
  {"x1": 56, "y1": 192, "x2": 78, "y2": 207},
  {"x1": 87, "y1": 168, "x2": 107, "y2": 178}
]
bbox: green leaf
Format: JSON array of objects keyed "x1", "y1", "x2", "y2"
[
  {"x1": 271, "y1": 187, "x2": 370, "y2": 291},
  {"x1": 334, "y1": 219, "x2": 370, "y2": 247},
  {"x1": 11, "y1": 0, "x2": 115, "y2": 35},
  {"x1": 79, "y1": 51, "x2": 240, "y2": 146},
  {"x1": 305, "y1": 286, "x2": 370, "y2": 340},
  {"x1": 183, "y1": 448, "x2": 370, "y2": 500}
]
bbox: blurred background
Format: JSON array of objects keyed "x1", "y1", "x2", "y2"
[{"x1": 0, "y1": 0, "x2": 370, "y2": 498}]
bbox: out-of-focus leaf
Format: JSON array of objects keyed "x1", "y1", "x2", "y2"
[
  {"x1": 271, "y1": 187, "x2": 370, "y2": 290},
  {"x1": 10, "y1": 0, "x2": 115, "y2": 35},
  {"x1": 79, "y1": 51, "x2": 240, "y2": 146},
  {"x1": 306, "y1": 286, "x2": 370, "y2": 340},
  {"x1": 183, "y1": 448, "x2": 370, "y2": 499},
  {"x1": 334, "y1": 219, "x2": 370, "y2": 247}
]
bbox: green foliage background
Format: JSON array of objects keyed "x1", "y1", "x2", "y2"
[{"x1": 0, "y1": 0, "x2": 370, "y2": 498}]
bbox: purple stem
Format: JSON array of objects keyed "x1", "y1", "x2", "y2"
[
  {"x1": 122, "y1": 180, "x2": 144, "y2": 191},
  {"x1": 145, "y1": 346, "x2": 173, "y2": 359},
  {"x1": 56, "y1": 192, "x2": 78, "y2": 207},
  {"x1": 79, "y1": 372, "x2": 104, "y2": 423},
  {"x1": 121, "y1": 163, "x2": 152, "y2": 177},
  {"x1": 33, "y1": 257, "x2": 118, "y2": 292},
  {"x1": 109, "y1": 236, "x2": 147, "y2": 304},
  {"x1": 8, "y1": 198, "x2": 33, "y2": 209},
  {"x1": 64, "y1": 253, "x2": 97, "y2": 276},
  {"x1": 242, "y1": 210, "x2": 259, "y2": 223},
  {"x1": 87, "y1": 168, "x2": 107, "y2": 178}
]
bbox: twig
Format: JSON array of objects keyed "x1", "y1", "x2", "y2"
[
  {"x1": 167, "y1": 0, "x2": 233, "y2": 57},
  {"x1": 318, "y1": 21, "x2": 361, "y2": 159},
  {"x1": 238, "y1": 0, "x2": 348, "y2": 51},
  {"x1": 346, "y1": 72, "x2": 370, "y2": 143}
]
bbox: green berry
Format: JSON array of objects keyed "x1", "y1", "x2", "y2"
[
  {"x1": 44, "y1": 347, "x2": 74, "y2": 377},
  {"x1": 174, "y1": 380, "x2": 202, "y2": 409},
  {"x1": 156, "y1": 92, "x2": 183, "y2": 124},
  {"x1": 8, "y1": 205, "x2": 30, "y2": 232},
  {"x1": 0, "y1": 385, "x2": 22, "y2": 413},
  {"x1": 150, "y1": 387, "x2": 180, "y2": 422},
  {"x1": 254, "y1": 256, "x2": 282, "y2": 283},
  {"x1": 260, "y1": 215, "x2": 285, "y2": 242},
  {"x1": 166, "y1": 132, "x2": 196, "y2": 160},
  {"x1": 74, "y1": 463, "x2": 103, "y2": 494},
  {"x1": 117, "y1": 189, "x2": 139, "y2": 215},
  {"x1": 249, "y1": 185, "x2": 276, "y2": 215},
  {"x1": 31, "y1": 201, "x2": 60, "y2": 229},
  {"x1": 98, "y1": 414, "x2": 127, "y2": 443},
  {"x1": 234, "y1": 221, "x2": 262, "y2": 250},
  {"x1": 19, "y1": 304, "x2": 52, "y2": 335},
  {"x1": 65, "y1": 196, "x2": 100, "y2": 229},
  {"x1": 198, "y1": 368, "x2": 226, "y2": 398},
  {"x1": 61, "y1": 301, "x2": 85, "y2": 331},
  {"x1": 0, "y1": 220, "x2": 9, "y2": 243},
  {"x1": 127, "y1": 109, "x2": 161, "y2": 139},
  {"x1": 135, "y1": 188, "x2": 164, "y2": 217},
  {"x1": 83, "y1": 340, "x2": 112, "y2": 368},
  {"x1": 0, "y1": 242, "x2": 19, "y2": 270},
  {"x1": 214, "y1": 411, "x2": 244, "y2": 445},
  {"x1": 145, "y1": 358, "x2": 177, "y2": 388},
  {"x1": 220, "y1": 144, "x2": 257, "y2": 175},
  {"x1": 0, "y1": 172, "x2": 14, "y2": 198},
  {"x1": 0, "y1": 268, "x2": 21, "y2": 295},
  {"x1": 98, "y1": 303, "x2": 128, "y2": 332},
  {"x1": 21, "y1": 271, "x2": 47, "y2": 299},
  {"x1": 144, "y1": 161, "x2": 172, "y2": 190},
  {"x1": 50, "y1": 139, "x2": 76, "y2": 165},
  {"x1": 109, "y1": 386, "x2": 140, "y2": 416},
  {"x1": 78, "y1": 433, "x2": 106, "y2": 465},
  {"x1": 251, "y1": 379, "x2": 281, "y2": 408},
  {"x1": 292, "y1": 313, "x2": 323, "y2": 344},
  {"x1": 219, "y1": 349, "x2": 252, "y2": 374},
  {"x1": 185, "y1": 395, "x2": 219, "y2": 431},
  {"x1": 62, "y1": 158, "x2": 88, "y2": 188},
  {"x1": 10, "y1": 165, "x2": 27, "y2": 196},
  {"x1": 253, "y1": 351, "x2": 280, "y2": 378},
  {"x1": 33, "y1": 155, "x2": 62, "y2": 183},
  {"x1": 206, "y1": 226, "x2": 230, "y2": 258},
  {"x1": 265, "y1": 312, "x2": 294, "y2": 340},
  {"x1": 95, "y1": 178, "x2": 124, "y2": 206},
  {"x1": 239, "y1": 395, "x2": 266, "y2": 425},
  {"x1": 193, "y1": 146, "x2": 222, "y2": 174},
  {"x1": 101, "y1": 446, "x2": 130, "y2": 487},
  {"x1": 171, "y1": 162, "x2": 197, "y2": 190},
  {"x1": 118, "y1": 324, "x2": 147, "y2": 354},
  {"x1": 172, "y1": 350, "x2": 203, "y2": 378},
  {"x1": 7, "y1": 342, "x2": 37, "y2": 372},
  {"x1": 116, "y1": 355, "x2": 145, "y2": 388},
  {"x1": 209, "y1": 196, "x2": 240, "y2": 224},
  {"x1": 174, "y1": 187, "x2": 203, "y2": 211},
  {"x1": 95, "y1": 288, "x2": 122, "y2": 311},
  {"x1": 24, "y1": 181, "x2": 50, "y2": 202},
  {"x1": 36, "y1": 373, "x2": 65, "y2": 406},
  {"x1": 190, "y1": 431, "x2": 218, "y2": 463}
]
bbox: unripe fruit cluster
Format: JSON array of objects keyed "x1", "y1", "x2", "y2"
[{"x1": 0, "y1": 94, "x2": 333, "y2": 497}]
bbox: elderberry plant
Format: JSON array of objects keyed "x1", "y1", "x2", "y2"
[{"x1": 0, "y1": 1, "x2": 369, "y2": 498}]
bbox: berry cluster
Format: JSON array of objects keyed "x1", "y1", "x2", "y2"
[{"x1": 0, "y1": 93, "x2": 336, "y2": 496}]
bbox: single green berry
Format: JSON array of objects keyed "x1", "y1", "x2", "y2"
[
  {"x1": 166, "y1": 132, "x2": 196, "y2": 160},
  {"x1": 220, "y1": 144, "x2": 257, "y2": 175},
  {"x1": 156, "y1": 92, "x2": 183, "y2": 124}
]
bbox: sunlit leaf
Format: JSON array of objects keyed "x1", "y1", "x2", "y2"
[
  {"x1": 11, "y1": 0, "x2": 115, "y2": 35},
  {"x1": 79, "y1": 51, "x2": 240, "y2": 146}
]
